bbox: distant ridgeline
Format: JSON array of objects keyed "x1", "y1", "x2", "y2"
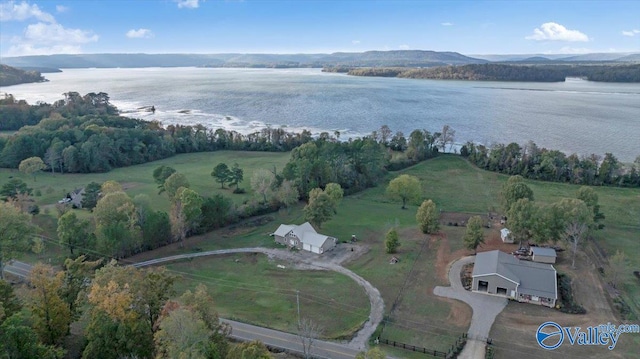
[
  {"x1": 326, "y1": 64, "x2": 640, "y2": 82},
  {"x1": 0, "y1": 93, "x2": 638, "y2": 188},
  {"x1": 0, "y1": 64, "x2": 47, "y2": 86}
]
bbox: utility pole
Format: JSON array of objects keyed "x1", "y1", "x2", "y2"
[{"x1": 296, "y1": 289, "x2": 300, "y2": 327}]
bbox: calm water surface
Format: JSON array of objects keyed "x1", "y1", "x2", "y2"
[{"x1": 2, "y1": 67, "x2": 639, "y2": 161}]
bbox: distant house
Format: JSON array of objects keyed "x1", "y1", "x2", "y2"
[
  {"x1": 500, "y1": 228, "x2": 513, "y2": 243},
  {"x1": 272, "y1": 222, "x2": 337, "y2": 254},
  {"x1": 530, "y1": 247, "x2": 557, "y2": 264},
  {"x1": 471, "y1": 250, "x2": 557, "y2": 308}
]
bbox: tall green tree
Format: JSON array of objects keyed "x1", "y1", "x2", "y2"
[
  {"x1": 170, "y1": 187, "x2": 203, "y2": 247},
  {"x1": 154, "y1": 307, "x2": 211, "y2": 359},
  {"x1": 60, "y1": 255, "x2": 101, "y2": 319},
  {"x1": 507, "y1": 198, "x2": 536, "y2": 247},
  {"x1": 0, "y1": 313, "x2": 65, "y2": 359},
  {"x1": 211, "y1": 163, "x2": 232, "y2": 189},
  {"x1": 163, "y1": 172, "x2": 190, "y2": 199},
  {"x1": 153, "y1": 165, "x2": 177, "y2": 194},
  {"x1": 576, "y1": 186, "x2": 605, "y2": 229},
  {"x1": 19, "y1": 156, "x2": 45, "y2": 181},
  {"x1": 303, "y1": 189, "x2": 334, "y2": 229},
  {"x1": 463, "y1": 216, "x2": 485, "y2": 254},
  {"x1": 501, "y1": 175, "x2": 534, "y2": 213},
  {"x1": 324, "y1": 183, "x2": 344, "y2": 213},
  {"x1": 229, "y1": 162, "x2": 245, "y2": 189},
  {"x1": 81, "y1": 181, "x2": 101, "y2": 210},
  {"x1": 0, "y1": 178, "x2": 32, "y2": 200},
  {"x1": 0, "y1": 279, "x2": 22, "y2": 323},
  {"x1": 385, "y1": 228, "x2": 400, "y2": 254},
  {"x1": 0, "y1": 202, "x2": 37, "y2": 279},
  {"x1": 57, "y1": 211, "x2": 90, "y2": 256},
  {"x1": 416, "y1": 199, "x2": 440, "y2": 234},
  {"x1": 386, "y1": 174, "x2": 421, "y2": 209}
]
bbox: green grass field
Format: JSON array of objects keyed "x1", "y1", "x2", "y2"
[
  {"x1": 0, "y1": 151, "x2": 291, "y2": 213},
  {"x1": 165, "y1": 252, "x2": 370, "y2": 339}
]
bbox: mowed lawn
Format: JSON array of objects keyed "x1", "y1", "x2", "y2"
[{"x1": 164, "y1": 253, "x2": 370, "y2": 339}]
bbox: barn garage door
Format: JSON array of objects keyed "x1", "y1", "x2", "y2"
[
  {"x1": 310, "y1": 246, "x2": 320, "y2": 254},
  {"x1": 303, "y1": 243, "x2": 312, "y2": 252}
]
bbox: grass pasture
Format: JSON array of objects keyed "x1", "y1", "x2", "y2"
[
  {"x1": 164, "y1": 253, "x2": 370, "y2": 339},
  {"x1": 0, "y1": 151, "x2": 291, "y2": 213}
]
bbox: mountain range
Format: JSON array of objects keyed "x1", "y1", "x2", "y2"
[{"x1": 0, "y1": 50, "x2": 637, "y2": 70}]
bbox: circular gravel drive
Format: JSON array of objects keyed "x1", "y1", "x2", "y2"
[{"x1": 433, "y1": 256, "x2": 507, "y2": 359}]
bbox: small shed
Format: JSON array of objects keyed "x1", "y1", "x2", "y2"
[
  {"x1": 530, "y1": 247, "x2": 557, "y2": 264},
  {"x1": 500, "y1": 228, "x2": 513, "y2": 243}
]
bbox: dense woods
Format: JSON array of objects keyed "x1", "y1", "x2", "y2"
[
  {"x1": 0, "y1": 64, "x2": 45, "y2": 86},
  {"x1": 461, "y1": 141, "x2": 640, "y2": 187},
  {"x1": 0, "y1": 93, "x2": 313, "y2": 172},
  {"x1": 344, "y1": 63, "x2": 640, "y2": 82}
]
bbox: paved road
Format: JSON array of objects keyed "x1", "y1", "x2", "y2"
[
  {"x1": 2, "y1": 260, "x2": 32, "y2": 279},
  {"x1": 434, "y1": 256, "x2": 507, "y2": 359},
  {"x1": 223, "y1": 319, "x2": 360, "y2": 359}
]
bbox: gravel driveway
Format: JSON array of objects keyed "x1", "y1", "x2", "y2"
[{"x1": 433, "y1": 256, "x2": 507, "y2": 359}]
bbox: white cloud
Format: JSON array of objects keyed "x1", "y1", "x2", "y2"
[
  {"x1": 126, "y1": 28, "x2": 154, "y2": 39},
  {"x1": 622, "y1": 29, "x2": 640, "y2": 37},
  {"x1": 56, "y1": 5, "x2": 69, "y2": 13},
  {"x1": 175, "y1": 0, "x2": 201, "y2": 9},
  {"x1": 8, "y1": 22, "x2": 98, "y2": 56},
  {"x1": 398, "y1": 44, "x2": 410, "y2": 50},
  {"x1": 441, "y1": 22, "x2": 453, "y2": 26},
  {"x1": 352, "y1": 40, "x2": 360, "y2": 45},
  {"x1": 526, "y1": 22, "x2": 589, "y2": 42},
  {"x1": 0, "y1": 0, "x2": 55, "y2": 23}
]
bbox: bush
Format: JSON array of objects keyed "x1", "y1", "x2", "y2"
[
  {"x1": 233, "y1": 187, "x2": 246, "y2": 194},
  {"x1": 557, "y1": 273, "x2": 586, "y2": 314},
  {"x1": 34, "y1": 189, "x2": 42, "y2": 196}
]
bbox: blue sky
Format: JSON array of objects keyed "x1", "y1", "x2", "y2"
[{"x1": 1, "y1": 0, "x2": 639, "y2": 57}]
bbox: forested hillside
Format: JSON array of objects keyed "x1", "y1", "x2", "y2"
[
  {"x1": 0, "y1": 64, "x2": 45, "y2": 86},
  {"x1": 344, "y1": 63, "x2": 640, "y2": 82}
]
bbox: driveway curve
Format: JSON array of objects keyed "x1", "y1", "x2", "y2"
[
  {"x1": 133, "y1": 247, "x2": 383, "y2": 351},
  {"x1": 433, "y1": 256, "x2": 507, "y2": 359}
]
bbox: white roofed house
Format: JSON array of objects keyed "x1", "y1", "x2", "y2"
[
  {"x1": 471, "y1": 250, "x2": 558, "y2": 308},
  {"x1": 272, "y1": 222, "x2": 337, "y2": 254}
]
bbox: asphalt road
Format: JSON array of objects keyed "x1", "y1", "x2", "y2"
[{"x1": 223, "y1": 319, "x2": 360, "y2": 359}]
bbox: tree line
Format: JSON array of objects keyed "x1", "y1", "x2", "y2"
[
  {"x1": 0, "y1": 93, "x2": 314, "y2": 172},
  {"x1": 461, "y1": 141, "x2": 640, "y2": 187},
  {"x1": 345, "y1": 64, "x2": 640, "y2": 82}
]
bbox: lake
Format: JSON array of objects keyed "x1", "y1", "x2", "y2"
[{"x1": 1, "y1": 67, "x2": 639, "y2": 162}]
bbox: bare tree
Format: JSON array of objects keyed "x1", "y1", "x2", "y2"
[
  {"x1": 298, "y1": 318, "x2": 323, "y2": 359},
  {"x1": 565, "y1": 222, "x2": 587, "y2": 269},
  {"x1": 439, "y1": 125, "x2": 456, "y2": 153}
]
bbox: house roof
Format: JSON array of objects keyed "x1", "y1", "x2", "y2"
[
  {"x1": 274, "y1": 222, "x2": 334, "y2": 248},
  {"x1": 531, "y1": 247, "x2": 557, "y2": 258},
  {"x1": 473, "y1": 250, "x2": 557, "y2": 299},
  {"x1": 274, "y1": 224, "x2": 295, "y2": 237}
]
